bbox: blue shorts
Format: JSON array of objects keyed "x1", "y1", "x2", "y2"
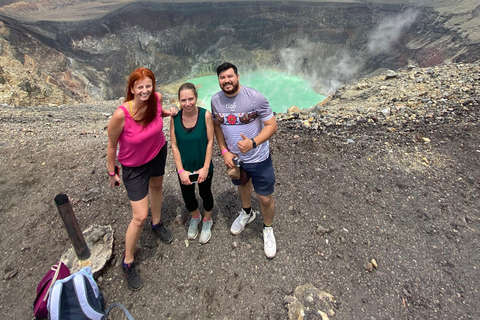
[
  {"x1": 232, "y1": 155, "x2": 275, "y2": 196},
  {"x1": 121, "y1": 143, "x2": 167, "y2": 201}
]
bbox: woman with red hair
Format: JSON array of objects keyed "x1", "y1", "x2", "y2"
[{"x1": 107, "y1": 67, "x2": 177, "y2": 290}]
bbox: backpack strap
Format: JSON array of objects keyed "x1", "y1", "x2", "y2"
[
  {"x1": 73, "y1": 273, "x2": 105, "y2": 319},
  {"x1": 42, "y1": 263, "x2": 62, "y2": 302},
  {"x1": 48, "y1": 279, "x2": 63, "y2": 320},
  {"x1": 103, "y1": 302, "x2": 135, "y2": 320}
]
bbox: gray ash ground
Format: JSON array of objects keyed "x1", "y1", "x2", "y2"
[{"x1": 0, "y1": 62, "x2": 479, "y2": 319}]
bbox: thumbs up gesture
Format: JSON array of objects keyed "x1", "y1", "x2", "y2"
[{"x1": 237, "y1": 133, "x2": 253, "y2": 153}]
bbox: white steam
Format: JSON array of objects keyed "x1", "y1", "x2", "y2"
[
  {"x1": 323, "y1": 51, "x2": 363, "y2": 93},
  {"x1": 279, "y1": 9, "x2": 420, "y2": 93},
  {"x1": 367, "y1": 9, "x2": 420, "y2": 54},
  {"x1": 280, "y1": 39, "x2": 318, "y2": 75}
]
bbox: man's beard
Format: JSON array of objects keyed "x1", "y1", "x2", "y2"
[{"x1": 221, "y1": 82, "x2": 239, "y2": 95}]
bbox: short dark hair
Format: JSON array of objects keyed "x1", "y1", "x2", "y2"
[{"x1": 216, "y1": 62, "x2": 238, "y2": 77}]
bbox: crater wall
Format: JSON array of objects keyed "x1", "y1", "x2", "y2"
[{"x1": 0, "y1": 1, "x2": 478, "y2": 106}]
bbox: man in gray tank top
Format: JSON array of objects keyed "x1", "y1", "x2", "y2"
[{"x1": 211, "y1": 62, "x2": 278, "y2": 259}]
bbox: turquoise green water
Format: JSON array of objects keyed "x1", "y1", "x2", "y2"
[{"x1": 187, "y1": 70, "x2": 325, "y2": 114}]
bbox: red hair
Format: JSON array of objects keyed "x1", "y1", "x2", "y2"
[{"x1": 125, "y1": 67, "x2": 158, "y2": 126}]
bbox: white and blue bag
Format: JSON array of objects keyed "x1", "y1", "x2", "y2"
[{"x1": 47, "y1": 267, "x2": 134, "y2": 320}]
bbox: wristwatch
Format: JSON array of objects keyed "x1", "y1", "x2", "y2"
[{"x1": 251, "y1": 138, "x2": 257, "y2": 148}]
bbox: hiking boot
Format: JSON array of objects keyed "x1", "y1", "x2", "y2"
[
  {"x1": 122, "y1": 261, "x2": 143, "y2": 290},
  {"x1": 188, "y1": 214, "x2": 201, "y2": 240},
  {"x1": 151, "y1": 221, "x2": 173, "y2": 244},
  {"x1": 230, "y1": 209, "x2": 256, "y2": 235},
  {"x1": 199, "y1": 219, "x2": 213, "y2": 244},
  {"x1": 263, "y1": 226, "x2": 277, "y2": 259}
]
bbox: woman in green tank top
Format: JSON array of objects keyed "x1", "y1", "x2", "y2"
[{"x1": 170, "y1": 83, "x2": 215, "y2": 244}]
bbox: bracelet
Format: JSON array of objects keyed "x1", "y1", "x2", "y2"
[
  {"x1": 108, "y1": 171, "x2": 115, "y2": 176},
  {"x1": 178, "y1": 169, "x2": 184, "y2": 174},
  {"x1": 221, "y1": 148, "x2": 228, "y2": 155}
]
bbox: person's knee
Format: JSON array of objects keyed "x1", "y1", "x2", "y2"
[
  {"x1": 131, "y1": 214, "x2": 148, "y2": 228},
  {"x1": 257, "y1": 194, "x2": 274, "y2": 207},
  {"x1": 199, "y1": 188, "x2": 213, "y2": 200},
  {"x1": 150, "y1": 180, "x2": 163, "y2": 192}
]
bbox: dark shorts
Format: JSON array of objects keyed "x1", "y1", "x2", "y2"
[
  {"x1": 232, "y1": 155, "x2": 275, "y2": 196},
  {"x1": 122, "y1": 143, "x2": 167, "y2": 201}
]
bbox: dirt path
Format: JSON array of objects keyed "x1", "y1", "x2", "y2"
[{"x1": 1, "y1": 90, "x2": 479, "y2": 319}]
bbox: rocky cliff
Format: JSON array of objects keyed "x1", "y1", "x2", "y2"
[{"x1": 0, "y1": 1, "x2": 479, "y2": 106}]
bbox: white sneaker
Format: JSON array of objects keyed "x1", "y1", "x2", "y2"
[
  {"x1": 263, "y1": 227, "x2": 276, "y2": 258},
  {"x1": 230, "y1": 209, "x2": 256, "y2": 235},
  {"x1": 199, "y1": 219, "x2": 213, "y2": 244},
  {"x1": 188, "y1": 215, "x2": 201, "y2": 240}
]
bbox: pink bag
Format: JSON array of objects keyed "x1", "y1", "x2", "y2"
[{"x1": 33, "y1": 262, "x2": 70, "y2": 319}]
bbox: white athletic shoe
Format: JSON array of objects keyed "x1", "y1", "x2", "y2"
[
  {"x1": 230, "y1": 209, "x2": 257, "y2": 235},
  {"x1": 188, "y1": 215, "x2": 201, "y2": 240},
  {"x1": 199, "y1": 219, "x2": 213, "y2": 244},
  {"x1": 263, "y1": 226, "x2": 276, "y2": 259}
]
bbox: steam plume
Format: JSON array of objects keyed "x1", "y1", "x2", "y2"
[
  {"x1": 367, "y1": 9, "x2": 420, "y2": 54},
  {"x1": 278, "y1": 9, "x2": 420, "y2": 93}
]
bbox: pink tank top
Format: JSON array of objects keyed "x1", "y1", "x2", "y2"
[{"x1": 117, "y1": 97, "x2": 166, "y2": 167}]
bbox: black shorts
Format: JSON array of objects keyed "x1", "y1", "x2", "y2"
[{"x1": 121, "y1": 143, "x2": 167, "y2": 201}]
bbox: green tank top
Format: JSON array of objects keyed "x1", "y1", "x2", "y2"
[{"x1": 173, "y1": 107, "x2": 213, "y2": 174}]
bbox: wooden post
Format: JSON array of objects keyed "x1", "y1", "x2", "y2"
[{"x1": 54, "y1": 194, "x2": 91, "y2": 260}]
